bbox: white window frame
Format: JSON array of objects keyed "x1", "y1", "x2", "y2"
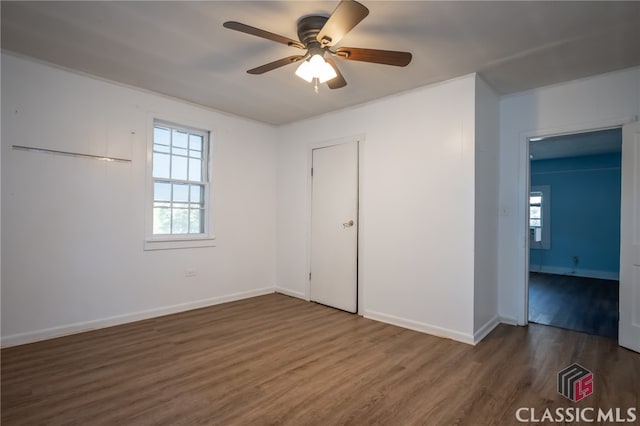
[
  {"x1": 144, "y1": 116, "x2": 215, "y2": 251},
  {"x1": 529, "y1": 185, "x2": 550, "y2": 250}
]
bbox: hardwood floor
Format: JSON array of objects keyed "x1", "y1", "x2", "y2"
[
  {"x1": 2, "y1": 293, "x2": 638, "y2": 425},
  {"x1": 528, "y1": 272, "x2": 619, "y2": 339}
]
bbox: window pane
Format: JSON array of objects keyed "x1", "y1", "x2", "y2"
[
  {"x1": 190, "y1": 209, "x2": 204, "y2": 234},
  {"x1": 173, "y1": 130, "x2": 188, "y2": 148},
  {"x1": 190, "y1": 185, "x2": 203, "y2": 203},
  {"x1": 154, "y1": 182, "x2": 171, "y2": 202},
  {"x1": 530, "y1": 196, "x2": 542, "y2": 205},
  {"x1": 189, "y1": 134, "x2": 203, "y2": 151},
  {"x1": 154, "y1": 144, "x2": 170, "y2": 154},
  {"x1": 153, "y1": 207, "x2": 171, "y2": 234},
  {"x1": 189, "y1": 158, "x2": 202, "y2": 181},
  {"x1": 173, "y1": 183, "x2": 189, "y2": 203},
  {"x1": 171, "y1": 156, "x2": 188, "y2": 180},
  {"x1": 154, "y1": 202, "x2": 170, "y2": 208},
  {"x1": 172, "y1": 208, "x2": 189, "y2": 234},
  {"x1": 153, "y1": 153, "x2": 170, "y2": 178},
  {"x1": 530, "y1": 206, "x2": 541, "y2": 219},
  {"x1": 530, "y1": 219, "x2": 541, "y2": 227},
  {"x1": 189, "y1": 149, "x2": 202, "y2": 159},
  {"x1": 154, "y1": 126, "x2": 170, "y2": 146}
]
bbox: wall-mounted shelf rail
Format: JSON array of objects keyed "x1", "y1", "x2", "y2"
[{"x1": 12, "y1": 145, "x2": 131, "y2": 163}]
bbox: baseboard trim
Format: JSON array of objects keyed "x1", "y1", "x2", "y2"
[
  {"x1": 274, "y1": 286, "x2": 307, "y2": 300},
  {"x1": 363, "y1": 310, "x2": 474, "y2": 345},
  {"x1": 529, "y1": 265, "x2": 619, "y2": 281},
  {"x1": 499, "y1": 315, "x2": 519, "y2": 326},
  {"x1": 473, "y1": 315, "x2": 500, "y2": 344},
  {"x1": 1, "y1": 287, "x2": 275, "y2": 348}
]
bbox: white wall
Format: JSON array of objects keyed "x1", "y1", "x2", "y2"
[
  {"x1": 473, "y1": 76, "x2": 500, "y2": 340},
  {"x1": 1, "y1": 53, "x2": 278, "y2": 346},
  {"x1": 276, "y1": 75, "x2": 479, "y2": 343},
  {"x1": 498, "y1": 67, "x2": 640, "y2": 324},
  {"x1": 9, "y1": 50, "x2": 635, "y2": 348}
]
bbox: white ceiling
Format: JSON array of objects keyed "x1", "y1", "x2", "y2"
[
  {"x1": 530, "y1": 128, "x2": 622, "y2": 161},
  {"x1": 2, "y1": 1, "x2": 639, "y2": 125}
]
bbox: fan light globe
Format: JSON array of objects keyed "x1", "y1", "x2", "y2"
[{"x1": 295, "y1": 54, "x2": 337, "y2": 83}]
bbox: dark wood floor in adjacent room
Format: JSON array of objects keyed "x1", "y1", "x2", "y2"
[
  {"x1": 528, "y1": 272, "x2": 619, "y2": 339},
  {"x1": 2, "y1": 293, "x2": 638, "y2": 425}
]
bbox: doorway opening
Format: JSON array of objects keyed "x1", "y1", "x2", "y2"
[{"x1": 527, "y1": 128, "x2": 622, "y2": 339}]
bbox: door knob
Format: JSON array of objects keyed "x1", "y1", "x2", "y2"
[{"x1": 343, "y1": 220, "x2": 354, "y2": 228}]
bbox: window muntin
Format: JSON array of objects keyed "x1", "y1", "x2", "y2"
[{"x1": 152, "y1": 122, "x2": 209, "y2": 237}]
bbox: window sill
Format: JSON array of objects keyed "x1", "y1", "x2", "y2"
[{"x1": 144, "y1": 236, "x2": 216, "y2": 251}]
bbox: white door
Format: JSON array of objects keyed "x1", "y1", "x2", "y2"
[
  {"x1": 620, "y1": 121, "x2": 640, "y2": 352},
  {"x1": 310, "y1": 141, "x2": 358, "y2": 313}
]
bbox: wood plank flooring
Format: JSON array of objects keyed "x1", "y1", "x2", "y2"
[
  {"x1": 2, "y1": 293, "x2": 638, "y2": 425},
  {"x1": 528, "y1": 272, "x2": 619, "y2": 339}
]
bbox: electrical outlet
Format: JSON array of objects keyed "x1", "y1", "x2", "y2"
[
  {"x1": 185, "y1": 268, "x2": 197, "y2": 278},
  {"x1": 571, "y1": 256, "x2": 579, "y2": 274}
]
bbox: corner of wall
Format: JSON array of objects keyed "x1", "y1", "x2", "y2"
[
  {"x1": 274, "y1": 286, "x2": 307, "y2": 300},
  {"x1": 473, "y1": 73, "x2": 500, "y2": 336},
  {"x1": 473, "y1": 315, "x2": 500, "y2": 344}
]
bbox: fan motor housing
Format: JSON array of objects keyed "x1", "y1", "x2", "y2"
[{"x1": 297, "y1": 15, "x2": 329, "y2": 47}]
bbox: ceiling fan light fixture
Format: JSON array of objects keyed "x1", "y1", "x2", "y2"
[
  {"x1": 224, "y1": 0, "x2": 410, "y2": 91},
  {"x1": 295, "y1": 54, "x2": 337, "y2": 84}
]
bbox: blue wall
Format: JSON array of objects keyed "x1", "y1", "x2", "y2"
[{"x1": 529, "y1": 152, "x2": 621, "y2": 279}]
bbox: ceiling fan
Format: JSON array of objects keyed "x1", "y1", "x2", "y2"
[{"x1": 223, "y1": 0, "x2": 412, "y2": 91}]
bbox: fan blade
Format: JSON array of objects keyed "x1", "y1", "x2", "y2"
[
  {"x1": 325, "y1": 58, "x2": 347, "y2": 89},
  {"x1": 334, "y1": 47, "x2": 412, "y2": 66},
  {"x1": 223, "y1": 21, "x2": 305, "y2": 49},
  {"x1": 247, "y1": 55, "x2": 305, "y2": 75},
  {"x1": 316, "y1": 0, "x2": 369, "y2": 47}
]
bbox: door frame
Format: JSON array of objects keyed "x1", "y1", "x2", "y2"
[
  {"x1": 517, "y1": 117, "x2": 634, "y2": 326},
  {"x1": 305, "y1": 135, "x2": 364, "y2": 314}
]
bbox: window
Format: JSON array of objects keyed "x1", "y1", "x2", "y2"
[
  {"x1": 146, "y1": 119, "x2": 214, "y2": 250},
  {"x1": 529, "y1": 185, "x2": 550, "y2": 250},
  {"x1": 529, "y1": 192, "x2": 543, "y2": 229}
]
